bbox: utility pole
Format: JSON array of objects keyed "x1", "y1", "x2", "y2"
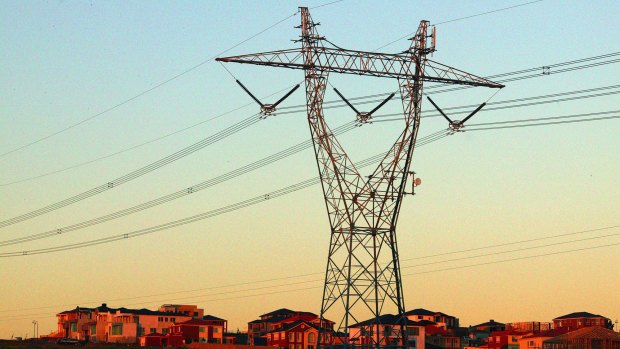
[{"x1": 218, "y1": 7, "x2": 502, "y2": 349}]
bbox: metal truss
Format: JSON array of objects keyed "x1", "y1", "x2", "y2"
[{"x1": 217, "y1": 7, "x2": 503, "y2": 349}]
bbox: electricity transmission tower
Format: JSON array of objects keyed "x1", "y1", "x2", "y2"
[{"x1": 218, "y1": 7, "x2": 503, "y2": 349}]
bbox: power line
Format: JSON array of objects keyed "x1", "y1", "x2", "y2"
[
  {"x1": 1, "y1": 225, "x2": 618, "y2": 321},
  {"x1": 0, "y1": 83, "x2": 300, "y2": 187},
  {"x1": 0, "y1": 131, "x2": 450, "y2": 257},
  {"x1": 6, "y1": 86, "x2": 614, "y2": 247},
  {"x1": 2, "y1": 89, "x2": 618, "y2": 250},
  {"x1": 3, "y1": 107, "x2": 618, "y2": 257},
  {"x1": 0, "y1": 114, "x2": 262, "y2": 229},
  {"x1": 373, "y1": 0, "x2": 545, "y2": 52},
  {"x1": 0, "y1": 9, "x2": 306, "y2": 160},
  {"x1": 3, "y1": 53, "x2": 618, "y2": 188},
  {"x1": 2, "y1": 224, "x2": 617, "y2": 315}
]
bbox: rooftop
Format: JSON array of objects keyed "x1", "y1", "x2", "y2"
[
  {"x1": 544, "y1": 327, "x2": 620, "y2": 343},
  {"x1": 553, "y1": 312, "x2": 610, "y2": 320}
]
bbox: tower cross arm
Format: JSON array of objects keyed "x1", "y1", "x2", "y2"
[{"x1": 217, "y1": 47, "x2": 503, "y2": 88}]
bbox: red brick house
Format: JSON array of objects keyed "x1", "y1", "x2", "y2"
[
  {"x1": 553, "y1": 312, "x2": 613, "y2": 331},
  {"x1": 169, "y1": 316, "x2": 228, "y2": 344},
  {"x1": 248, "y1": 308, "x2": 330, "y2": 346},
  {"x1": 265, "y1": 320, "x2": 333, "y2": 349}
]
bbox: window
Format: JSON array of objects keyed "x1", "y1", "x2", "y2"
[
  {"x1": 296, "y1": 344, "x2": 302, "y2": 349},
  {"x1": 289, "y1": 333, "x2": 294, "y2": 342},
  {"x1": 111, "y1": 324, "x2": 122, "y2": 336},
  {"x1": 214, "y1": 327, "x2": 220, "y2": 333},
  {"x1": 407, "y1": 327, "x2": 419, "y2": 336},
  {"x1": 296, "y1": 333, "x2": 302, "y2": 341},
  {"x1": 308, "y1": 333, "x2": 316, "y2": 344},
  {"x1": 200, "y1": 327, "x2": 206, "y2": 333},
  {"x1": 151, "y1": 328, "x2": 156, "y2": 333},
  {"x1": 158, "y1": 317, "x2": 163, "y2": 322},
  {"x1": 162, "y1": 328, "x2": 168, "y2": 335},
  {"x1": 70, "y1": 323, "x2": 77, "y2": 332},
  {"x1": 194, "y1": 312, "x2": 199, "y2": 317},
  {"x1": 384, "y1": 326, "x2": 392, "y2": 336},
  {"x1": 290, "y1": 345, "x2": 294, "y2": 349},
  {"x1": 165, "y1": 317, "x2": 169, "y2": 322},
  {"x1": 90, "y1": 325, "x2": 96, "y2": 335},
  {"x1": 171, "y1": 318, "x2": 176, "y2": 323}
]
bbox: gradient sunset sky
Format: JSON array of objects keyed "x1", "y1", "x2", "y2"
[{"x1": 1, "y1": 0, "x2": 619, "y2": 339}]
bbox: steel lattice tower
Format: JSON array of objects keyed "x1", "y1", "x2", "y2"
[{"x1": 218, "y1": 7, "x2": 503, "y2": 349}]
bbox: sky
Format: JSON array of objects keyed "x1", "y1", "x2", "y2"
[{"x1": 1, "y1": 0, "x2": 619, "y2": 339}]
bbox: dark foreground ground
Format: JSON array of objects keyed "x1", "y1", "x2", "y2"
[{"x1": 0, "y1": 340, "x2": 182, "y2": 349}]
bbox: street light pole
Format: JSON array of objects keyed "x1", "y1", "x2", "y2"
[{"x1": 31, "y1": 320, "x2": 38, "y2": 339}]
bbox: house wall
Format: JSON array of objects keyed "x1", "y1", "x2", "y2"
[{"x1": 519, "y1": 336, "x2": 550, "y2": 349}]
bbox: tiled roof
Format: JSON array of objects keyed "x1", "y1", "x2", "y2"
[
  {"x1": 349, "y1": 314, "x2": 428, "y2": 328},
  {"x1": 58, "y1": 307, "x2": 93, "y2": 314},
  {"x1": 404, "y1": 308, "x2": 436, "y2": 316},
  {"x1": 203, "y1": 315, "x2": 225, "y2": 321},
  {"x1": 474, "y1": 320, "x2": 505, "y2": 327},
  {"x1": 261, "y1": 308, "x2": 296, "y2": 317},
  {"x1": 544, "y1": 327, "x2": 620, "y2": 343},
  {"x1": 264, "y1": 320, "x2": 321, "y2": 334},
  {"x1": 553, "y1": 312, "x2": 609, "y2": 320},
  {"x1": 264, "y1": 315, "x2": 291, "y2": 323},
  {"x1": 115, "y1": 307, "x2": 187, "y2": 317}
]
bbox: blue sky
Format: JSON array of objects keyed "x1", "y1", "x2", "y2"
[{"x1": 1, "y1": 0, "x2": 619, "y2": 339}]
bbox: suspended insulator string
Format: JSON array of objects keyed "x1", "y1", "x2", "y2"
[
  {"x1": 372, "y1": 89, "x2": 620, "y2": 122},
  {"x1": 0, "y1": 83, "x2": 303, "y2": 187},
  {"x1": 3, "y1": 90, "x2": 618, "y2": 245},
  {"x1": 3, "y1": 53, "x2": 617, "y2": 188},
  {"x1": 0, "y1": 114, "x2": 262, "y2": 229},
  {"x1": 19, "y1": 109, "x2": 620, "y2": 257}
]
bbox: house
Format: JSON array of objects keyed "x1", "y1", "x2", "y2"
[
  {"x1": 348, "y1": 314, "x2": 426, "y2": 349},
  {"x1": 425, "y1": 326, "x2": 461, "y2": 349},
  {"x1": 168, "y1": 316, "x2": 228, "y2": 344},
  {"x1": 404, "y1": 309, "x2": 460, "y2": 330},
  {"x1": 518, "y1": 328, "x2": 570, "y2": 349},
  {"x1": 247, "y1": 308, "x2": 328, "y2": 345},
  {"x1": 56, "y1": 306, "x2": 94, "y2": 341},
  {"x1": 265, "y1": 320, "x2": 333, "y2": 349},
  {"x1": 552, "y1": 312, "x2": 613, "y2": 331},
  {"x1": 54, "y1": 303, "x2": 195, "y2": 343},
  {"x1": 472, "y1": 320, "x2": 507, "y2": 333},
  {"x1": 139, "y1": 332, "x2": 184, "y2": 347},
  {"x1": 486, "y1": 330, "x2": 530, "y2": 349},
  {"x1": 543, "y1": 326, "x2": 620, "y2": 349},
  {"x1": 159, "y1": 304, "x2": 205, "y2": 319}
]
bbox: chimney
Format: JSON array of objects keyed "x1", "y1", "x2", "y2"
[{"x1": 102, "y1": 303, "x2": 107, "y2": 308}]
